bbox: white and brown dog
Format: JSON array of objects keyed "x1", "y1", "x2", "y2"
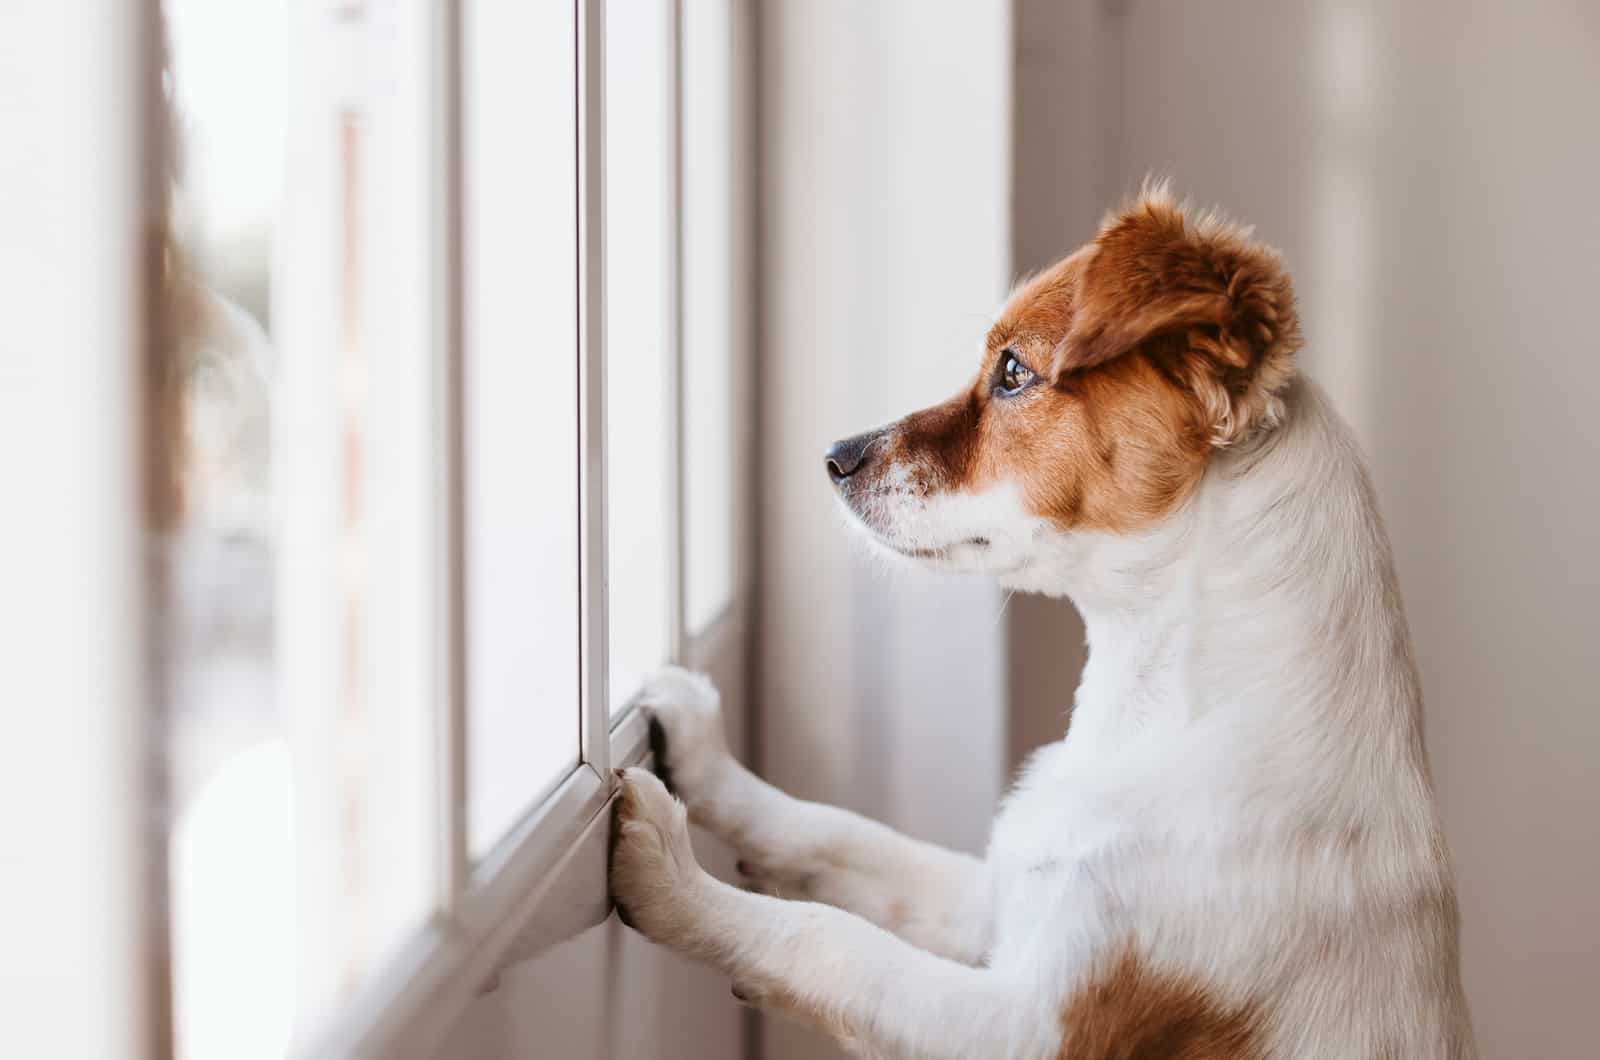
[{"x1": 609, "y1": 186, "x2": 1476, "y2": 1059}]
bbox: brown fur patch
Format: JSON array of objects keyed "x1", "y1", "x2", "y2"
[
  {"x1": 975, "y1": 343, "x2": 1214, "y2": 531},
  {"x1": 867, "y1": 186, "x2": 1301, "y2": 533},
  {"x1": 1059, "y1": 947, "x2": 1263, "y2": 1060}
]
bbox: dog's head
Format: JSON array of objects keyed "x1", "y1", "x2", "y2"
[{"x1": 828, "y1": 186, "x2": 1300, "y2": 586}]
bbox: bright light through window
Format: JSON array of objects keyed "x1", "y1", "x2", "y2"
[
  {"x1": 605, "y1": 0, "x2": 676, "y2": 715},
  {"x1": 681, "y1": 0, "x2": 738, "y2": 635},
  {"x1": 158, "y1": 0, "x2": 746, "y2": 1049},
  {"x1": 461, "y1": 0, "x2": 583, "y2": 858},
  {"x1": 165, "y1": 0, "x2": 435, "y2": 1050}
]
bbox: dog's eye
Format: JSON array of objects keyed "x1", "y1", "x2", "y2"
[{"x1": 998, "y1": 350, "x2": 1036, "y2": 395}]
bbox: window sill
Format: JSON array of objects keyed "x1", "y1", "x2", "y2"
[
  {"x1": 312, "y1": 601, "x2": 745, "y2": 1058},
  {"x1": 316, "y1": 727, "x2": 647, "y2": 1058},
  {"x1": 315, "y1": 767, "x2": 612, "y2": 1058}
]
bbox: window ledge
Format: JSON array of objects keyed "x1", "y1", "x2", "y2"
[{"x1": 312, "y1": 603, "x2": 745, "y2": 1057}]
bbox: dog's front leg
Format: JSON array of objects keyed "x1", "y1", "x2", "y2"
[
  {"x1": 634, "y1": 668, "x2": 991, "y2": 964},
  {"x1": 610, "y1": 768, "x2": 1037, "y2": 1060}
]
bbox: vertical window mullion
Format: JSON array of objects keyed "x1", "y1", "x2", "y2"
[
  {"x1": 579, "y1": 0, "x2": 612, "y2": 773},
  {"x1": 667, "y1": 0, "x2": 689, "y2": 665},
  {"x1": 436, "y1": 0, "x2": 469, "y2": 916}
]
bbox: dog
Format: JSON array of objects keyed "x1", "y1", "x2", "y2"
[{"x1": 609, "y1": 185, "x2": 1476, "y2": 1059}]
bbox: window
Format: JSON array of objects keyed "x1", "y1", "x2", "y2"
[
  {"x1": 605, "y1": 0, "x2": 677, "y2": 718},
  {"x1": 460, "y1": 0, "x2": 583, "y2": 858},
  {"x1": 680, "y1": 0, "x2": 740, "y2": 635},
  {"x1": 149, "y1": 0, "x2": 749, "y2": 1056},
  {"x1": 165, "y1": 0, "x2": 438, "y2": 1048},
  {"x1": 604, "y1": 0, "x2": 742, "y2": 720}
]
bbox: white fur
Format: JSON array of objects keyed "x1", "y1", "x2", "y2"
[{"x1": 610, "y1": 378, "x2": 1476, "y2": 1058}]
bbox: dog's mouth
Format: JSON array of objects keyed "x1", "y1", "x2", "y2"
[
  {"x1": 878, "y1": 535, "x2": 991, "y2": 560},
  {"x1": 832, "y1": 483, "x2": 1006, "y2": 567}
]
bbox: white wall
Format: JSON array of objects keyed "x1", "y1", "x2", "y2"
[
  {"x1": 754, "y1": 2, "x2": 1013, "y2": 1057},
  {"x1": 1014, "y1": 2, "x2": 1600, "y2": 1056},
  {"x1": 1, "y1": 3, "x2": 157, "y2": 1056}
]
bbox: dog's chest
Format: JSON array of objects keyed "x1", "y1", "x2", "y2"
[{"x1": 984, "y1": 745, "x2": 1146, "y2": 955}]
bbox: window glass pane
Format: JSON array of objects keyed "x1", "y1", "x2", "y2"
[
  {"x1": 681, "y1": 0, "x2": 737, "y2": 634},
  {"x1": 462, "y1": 0, "x2": 582, "y2": 857},
  {"x1": 605, "y1": 0, "x2": 675, "y2": 714},
  {"x1": 164, "y1": 0, "x2": 434, "y2": 1050}
]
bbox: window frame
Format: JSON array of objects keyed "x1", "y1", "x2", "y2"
[
  {"x1": 308, "y1": 0, "x2": 611, "y2": 1051},
  {"x1": 270, "y1": 0, "x2": 751, "y2": 1054}
]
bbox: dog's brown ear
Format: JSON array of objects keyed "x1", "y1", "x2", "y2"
[{"x1": 1053, "y1": 185, "x2": 1301, "y2": 445}]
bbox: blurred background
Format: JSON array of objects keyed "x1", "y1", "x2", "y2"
[{"x1": 3, "y1": 1, "x2": 1595, "y2": 1058}]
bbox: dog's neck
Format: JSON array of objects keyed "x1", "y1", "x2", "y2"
[{"x1": 1042, "y1": 379, "x2": 1427, "y2": 766}]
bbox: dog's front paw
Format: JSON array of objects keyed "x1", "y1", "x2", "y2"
[
  {"x1": 609, "y1": 767, "x2": 709, "y2": 946},
  {"x1": 636, "y1": 666, "x2": 729, "y2": 801}
]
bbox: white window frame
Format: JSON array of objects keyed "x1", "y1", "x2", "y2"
[{"x1": 158, "y1": 0, "x2": 752, "y2": 1055}]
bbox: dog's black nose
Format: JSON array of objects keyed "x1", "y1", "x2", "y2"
[{"x1": 825, "y1": 429, "x2": 884, "y2": 484}]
